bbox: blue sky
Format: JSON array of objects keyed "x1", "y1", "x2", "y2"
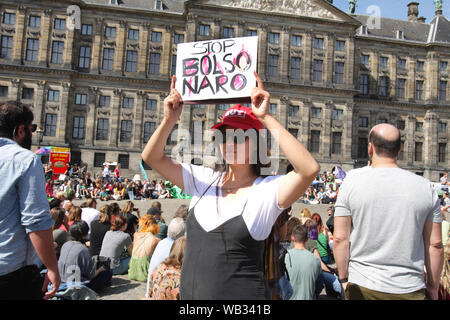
[{"x1": 332, "y1": 0, "x2": 450, "y2": 23}]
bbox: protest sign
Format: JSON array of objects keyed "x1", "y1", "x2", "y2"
[
  {"x1": 175, "y1": 36, "x2": 258, "y2": 104},
  {"x1": 50, "y1": 150, "x2": 70, "y2": 180}
]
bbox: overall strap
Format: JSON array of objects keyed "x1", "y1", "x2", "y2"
[{"x1": 189, "y1": 173, "x2": 221, "y2": 212}]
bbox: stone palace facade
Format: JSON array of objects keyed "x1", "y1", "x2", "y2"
[{"x1": 0, "y1": 0, "x2": 449, "y2": 181}]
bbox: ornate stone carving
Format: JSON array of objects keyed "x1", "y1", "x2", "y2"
[
  {"x1": 1, "y1": 27, "x2": 15, "y2": 34},
  {"x1": 27, "y1": 30, "x2": 41, "y2": 37},
  {"x1": 113, "y1": 88, "x2": 123, "y2": 97},
  {"x1": 186, "y1": 13, "x2": 197, "y2": 22},
  {"x1": 10, "y1": 78, "x2": 21, "y2": 87},
  {"x1": 149, "y1": 44, "x2": 163, "y2": 51},
  {"x1": 280, "y1": 96, "x2": 290, "y2": 104},
  {"x1": 288, "y1": 120, "x2": 301, "y2": 126},
  {"x1": 228, "y1": 0, "x2": 340, "y2": 21},
  {"x1": 122, "y1": 112, "x2": 133, "y2": 119},
  {"x1": 127, "y1": 43, "x2": 140, "y2": 50},
  {"x1": 52, "y1": 32, "x2": 66, "y2": 39},
  {"x1": 268, "y1": 46, "x2": 281, "y2": 54},
  {"x1": 103, "y1": 40, "x2": 116, "y2": 47},
  {"x1": 98, "y1": 110, "x2": 111, "y2": 116}
]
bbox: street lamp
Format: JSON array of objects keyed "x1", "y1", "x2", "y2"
[{"x1": 36, "y1": 126, "x2": 44, "y2": 149}]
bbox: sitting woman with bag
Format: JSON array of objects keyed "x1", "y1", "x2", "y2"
[{"x1": 58, "y1": 220, "x2": 112, "y2": 293}]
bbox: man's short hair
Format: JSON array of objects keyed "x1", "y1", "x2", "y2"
[
  {"x1": 368, "y1": 129, "x2": 401, "y2": 158},
  {"x1": 291, "y1": 225, "x2": 308, "y2": 243},
  {"x1": 0, "y1": 101, "x2": 34, "y2": 138}
]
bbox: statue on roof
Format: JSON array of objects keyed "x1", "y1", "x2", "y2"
[
  {"x1": 434, "y1": 0, "x2": 443, "y2": 11},
  {"x1": 349, "y1": 0, "x2": 357, "y2": 14}
]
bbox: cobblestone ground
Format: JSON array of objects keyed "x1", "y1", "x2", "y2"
[{"x1": 70, "y1": 199, "x2": 340, "y2": 300}]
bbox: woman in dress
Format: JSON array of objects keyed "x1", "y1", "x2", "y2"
[
  {"x1": 128, "y1": 215, "x2": 160, "y2": 282},
  {"x1": 141, "y1": 73, "x2": 319, "y2": 300},
  {"x1": 147, "y1": 236, "x2": 186, "y2": 300}
]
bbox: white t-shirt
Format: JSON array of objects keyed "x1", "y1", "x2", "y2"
[
  {"x1": 81, "y1": 207, "x2": 100, "y2": 235},
  {"x1": 335, "y1": 167, "x2": 442, "y2": 294},
  {"x1": 181, "y1": 163, "x2": 286, "y2": 241}
]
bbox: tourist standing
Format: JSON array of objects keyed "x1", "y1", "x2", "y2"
[{"x1": 334, "y1": 123, "x2": 444, "y2": 300}]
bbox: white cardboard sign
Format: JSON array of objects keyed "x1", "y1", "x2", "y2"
[{"x1": 175, "y1": 36, "x2": 258, "y2": 104}]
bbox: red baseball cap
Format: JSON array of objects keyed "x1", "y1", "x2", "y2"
[{"x1": 211, "y1": 104, "x2": 263, "y2": 131}]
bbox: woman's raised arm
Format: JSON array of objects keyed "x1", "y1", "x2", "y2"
[{"x1": 141, "y1": 76, "x2": 185, "y2": 190}]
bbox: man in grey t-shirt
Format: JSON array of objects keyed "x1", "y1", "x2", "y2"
[{"x1": 334, "y1": 123, "x2": 444, "y2": 300}]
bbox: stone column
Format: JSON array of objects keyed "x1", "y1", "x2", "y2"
[
  {"x1": 34, "y1": 80, "x2": 46, "y2": 127},
  {"x1": 426, "y1": 52, "x2": 439, "y2": 102},
  {"x1": 325, "y1": 33, "x2": 334, "y2": 87},
  {"x1": 406, "y1": 114, "x2": 415, "y2": 166},
  {"x1": 300, "y1": 98, "x2": 311, "y2": 146},
  {"x1": 138, "y1": 24, "x2": 150, "y2": 76},
  {"x1": 213, "y1": 18, "x2": 221, "y2": 39},
  {"x1": 424, "y1": 109, "x2": 438, "y2": 179},
  {"x1": 237, "y1": 21, "x2": 245, "y2": 38},
  {"x1": 110, "y1": 89, "x2": 122, "y2": 146},
  {"x1": 258, "y1": 24, "x2": 268, "y2": 81},
  {"x1": 343, "y1": 102, "x2": 354, "y2": 162},
  {"x1": 280, "y1": 26, "x2": 291, "y2": 83},
  {"x1": 370, "y1": 50, "x2": 380, "y2": 95},
  {"x1": 57, "y1": 82, "x2": 71, "y2": 145},
  {"x1": 346, "y1": 34, "x2": 355, "y2": 88},
  {"x1": 134, "y1": 91, "x2": 146, "y2": 149},
  {"x1": 407, "y1": 57, "x2": 416, "y2": 100},
  {"x1": 321, "y1": 100, "x2": 333, "y2": 159},
  {"x1": 91, "y1": 18, "x2": 104, "y2": 73},
  {"x1": 279, "y1": 96, "x2": 289, "y2": 129},
  {"x1": 389, "y1": 54, "x2": 397, "y2": 97},
  {"x1": 303, "y1": 30, "x2": 313, "y2": 85},
  {"x1": 63, "y1": 17, "x2": 75, "y2": 70},
  {"x1": 116, "y1": 21, "x2": 127, "y2": 75},
  {"x1": 12, "y1": 6, "x2": 26, "y2": 65},
  {"x1": 8, "y1": 78, "x2": 21, "y2": 101},
  {"x1": 161, "y1": 25, "x2": 172, "y2": 78},
  {"x1": 85, "y1": 87, "x2": 98, "y2": 147},
  {"x1": 185, "y1": 14, "x2": 197, "y2": 43},
  {"x1": 39, "y1": 9, "x2": 52, "y2": 67}
]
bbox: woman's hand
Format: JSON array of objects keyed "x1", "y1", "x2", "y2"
[
  {"x1": 250, "y1": 71, "x2": 270, "y2": 120},
  {"x1": 164, "y1": 76, "x2": 183, "y2": 123}
]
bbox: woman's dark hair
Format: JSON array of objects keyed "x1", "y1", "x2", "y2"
[
  {"x1": 110, "y1": 202, "x2": 121, "y2": 216},
  {"x1": 0, "y1": 101, "x2": 34, "y2": 138},
  {"x1": 50, "y1": 207, "x2": 66, "y2": 230},
  {"x1": 49, "y1": 198, "x2": 62, "y2": 210},
  {"x1": 69, "y1": 220, "x2": 89, "y2": 242}
]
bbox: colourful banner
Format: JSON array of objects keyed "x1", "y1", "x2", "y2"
[{"x1": 50, "y1": 152, "x2": 70, "y2": 177}]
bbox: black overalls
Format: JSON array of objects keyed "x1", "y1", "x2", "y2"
[{"x1": 179, "y1": 181, "x2": 269, "y2": 300}]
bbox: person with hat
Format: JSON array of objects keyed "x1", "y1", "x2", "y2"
[
  {"x1": 147, "y1": 207, "x2": 168, "y2": 240},
  {"x1": 141, "y1": 72, "x2": 319, "y2": 299}
]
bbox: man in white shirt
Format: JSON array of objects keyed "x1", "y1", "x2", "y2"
[
  {"x1": 334, "y1": 123, "x2": 443, "y2": 300},
  {"x1": 81, "y1": 198, "x2": 99, "y2": 237}
]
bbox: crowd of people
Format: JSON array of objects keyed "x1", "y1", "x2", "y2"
[
  {"x1": 48, "y1": 196, "x2": 189, "y2": 299},
  {"x1": 1, "y1": 74, "x2": 449, "y2": 303},
  {"x1": 43, "y1": 162, "x2": 182, "y2": 202}
]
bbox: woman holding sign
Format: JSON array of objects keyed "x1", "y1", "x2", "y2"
[{"x1": 141, "y1": 72, "x2": 319, "y2": 299}]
